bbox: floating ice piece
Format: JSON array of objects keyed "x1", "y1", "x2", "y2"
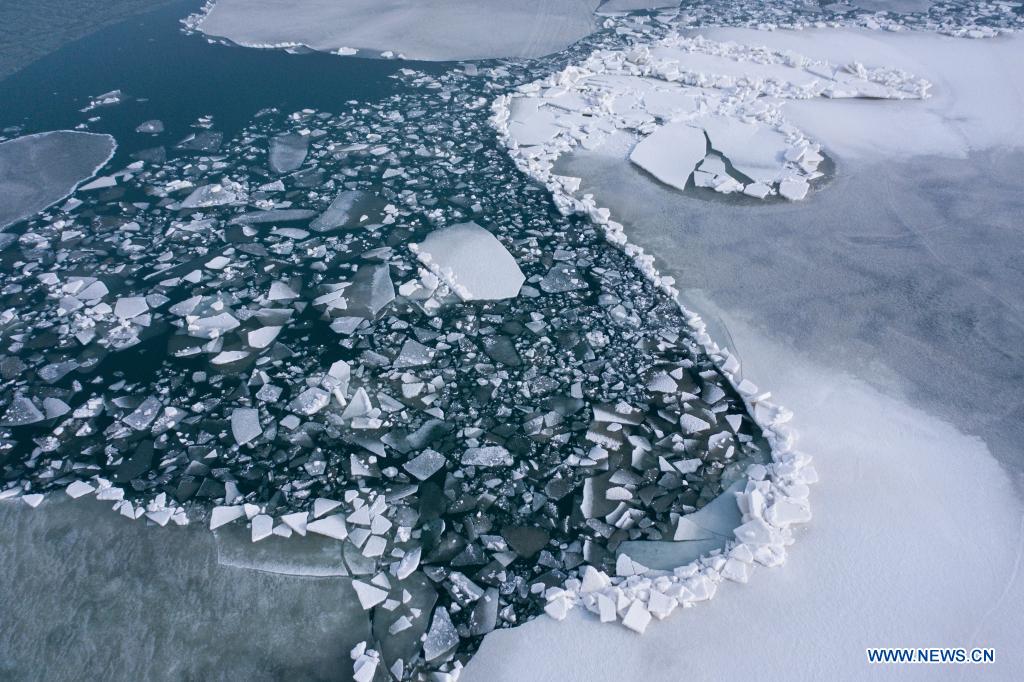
[
  {"x1": 180, "y1": 182, "x2": 245, "y2": 209},
  {"x1": 310, "y1": 190, "x2": 378, "y2": 231},
  {"x1": 135, "y1": 120, "x2": 164, "y2": 134},
  {"x1": 403, "y1": 449, "x2": 446, "y2": 481},
  {"x1": 231, "y1": 407, "x2": 262, "y2": 445},
  {"x1": 22, "y1": 493, "x2": 44, "y2": 508},
  {"x1": 210, "y1": 505, "x2": 246, "y2": 530},
  {"x1": 289, "y1": 387, "x2": 330, "y2": 416},
  {"x1": 268, "y1": 132, "x2": 309, "y2": 173},
  {"x1": 352, "y1": 580, "x2": 389, "y2": 610},
  {"x1": 779, "y1": 177, "x2": 810, "y2": 201},
  {"x1": 346, "y1": 264, "x2": 395, "y2": 318},
  {"x1": 1, "y1": 395, "x2": 45, "y2": 426},
  {"x1": 194, "y1": 0, "x2": 604, "y2": 62},
  {"x1": 313, "y1": 497, "x2": 341, "y2": 518},
  {"x1": 621, "y1": 600, "x2": 652, "y2": 634},
  {"x1": 307, "y1": 514, "x2": 348, "y2": 540},
  {"x1": 65, "y1": 481, "x2": 95, "y2": 498},
  {"x1": 629, "y1": 122, "x2": 708, "y2": 191},
  {"x1": 701, "y1": 116, "x2": 792, "y2": 186},
  {"x1": 423, "y1": 606, "x2": 459, "y2": 661},
  {"x1": 251, "y1": 514, "x2": 274, "y2": 542},
  {"x1": 114, "y1": 297, "x2": 148, "y2": 319},
  {"x1": 248, "y1": 326, "x2": 282, "y2": 348},
  {"x1": 0, "y1": 131, "x2": 116, "y2": 229},
  {"x1": 281, "y1": 511, "x2": 308, "y2": 536},
  {"x1": 414, "y1": 222, "x2": 525, "y2": 301},
  {"x1": 461, "y1": 446, "x2": 513, "y2": 467}
]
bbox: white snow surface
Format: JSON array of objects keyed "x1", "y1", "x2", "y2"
[
  {"x1": 193, "y1": 0, "x2": 602, "y2": 61},
  {"x1": 700, "y1": 27, "x2": 1024, "y2": 159}
]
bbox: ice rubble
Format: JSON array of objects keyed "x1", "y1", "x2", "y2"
[
  {"x1": 0, "y1": 131, "x2": 116, "y2": 230},
  {"x1": 497, "y1": 32, "x2": 929, "y2": 201},
  {"x1": 189, "y1": 0, "x2": 603, "y2": 61}
]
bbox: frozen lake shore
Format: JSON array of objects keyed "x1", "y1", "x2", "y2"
[
  {"x1": 0, "y1": 496, "x2": 369, "y2": 680},
  {"x1": 469, "y1": 25, "x2": 1024, "y2": 681}
]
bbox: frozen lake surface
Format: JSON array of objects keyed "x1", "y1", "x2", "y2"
[
  {"x1": 194, "y1": 0, "x2": 602, "y2": 61},
  {"x1": 2, "y1": 1, "x2": 1024, "y2": 681}
]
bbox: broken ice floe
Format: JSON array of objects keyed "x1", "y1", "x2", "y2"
[
  {"x1": 497, "y1": 33, "x2": 929, "y2": 201},
  {"x1": 189, "y1": 0, "x2": 605, "y2": 61}
]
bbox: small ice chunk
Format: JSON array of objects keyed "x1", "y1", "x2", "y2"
[
  {"x1": 65, "y1": 481, "x2": 95, "y2": 498},
  {"x1": 135, "y1": 120, "x2": 164, "y2": 134},
  {"x1": 403, "y1": 449, "x2": 446, "y2": 481},
  {"x1": 22, "y1": 493, "x2": 45, "y2": 508},
  {"x1": 630, "y1": 122, "x2": 708, "y2": 191},
  {"x1": 289, "y1": 387, "x2": 330, "y2": 416},
  {"x1": 231, "y1": 407, "x2": 262, "y2": 445},
  {"x1": 114, "y1": 297, "x2": 148, "y2": 319},
  {"x1": 313, "y1": 497, "x2": 341, "y2": 518},
  {"x1": 251, "y1": 514, "x2": 274, "y2": 542},
  {"x1": 622, "y1": 600, "x2": 652, "y2": 634},
  {"x1": 779, "y1": 177, "x2": 810, "y2": 201},
  {"x1": 248, "y1": 326, "x2": 282, "y2": 349},
  {"x1": 269, "y1": 133, "x2": 309, "y2": 173},
  {"x1": 423, "y1": 606, "x2": 460, "y2": 661},
  {"x1": 307, "y1": 514, "x2": 348, "y2": 540},
  {"x1": 1, "y1": 395, "x2": 44, "y2": 426},
  {"x1": 281, "y1": 511, "x2": 309, "y2": 536}
]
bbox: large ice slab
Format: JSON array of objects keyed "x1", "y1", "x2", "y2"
[
  {"x1": 194, "y1": 0, "x2": 602, "y2": 61},
  {"x1": 0, "y1": 131, "x2": 115, "y2": 229},
  {"x1": 629, "y1": 121, "x2": 707, "y2": 190},
  {"x1": 413, "y1": 222, "x2": 525, "y2": 301}
]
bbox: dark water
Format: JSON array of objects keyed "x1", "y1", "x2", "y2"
[{"x1": 0, "y1": 0, "x2": 447, "y2": 166}]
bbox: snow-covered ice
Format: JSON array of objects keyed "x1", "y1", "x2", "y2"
[{"x1": 413, "y1": 222, "x2": 525, "y2": 301}]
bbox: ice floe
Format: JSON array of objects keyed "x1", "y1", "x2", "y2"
[
  {"x1": 497, "y1": 32, "x2": 929, "y2": 201},
  {"x1": 0, "y1": 131, "x2": 116, "y2": 230}
]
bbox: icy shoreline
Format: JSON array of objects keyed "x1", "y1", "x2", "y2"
[{"x1": 488, "y1": 47, "x2": 820, "y2": 635}]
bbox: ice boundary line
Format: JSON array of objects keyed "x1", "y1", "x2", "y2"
[{"x1": 488, "y1": 63, "x2": 816, "y2": 632}]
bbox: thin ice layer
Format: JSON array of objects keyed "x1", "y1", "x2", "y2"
[{"x1": 0, "y1": 131, "x2": 115, "y2": 229}]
